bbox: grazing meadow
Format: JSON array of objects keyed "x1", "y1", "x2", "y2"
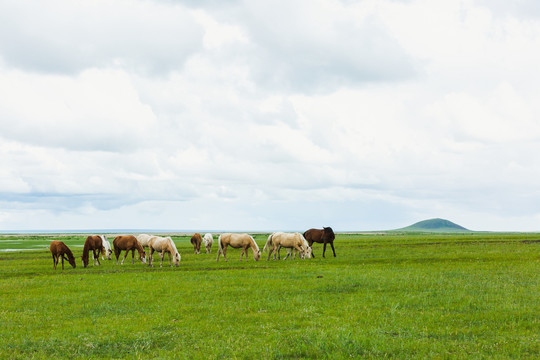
[{"x1": 0, "y1": 232, "x2": 538, "y2": 359}]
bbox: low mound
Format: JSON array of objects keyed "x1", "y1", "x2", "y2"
[{"x1": 396, "y1": 218, "x2": 471, "y2": 233}]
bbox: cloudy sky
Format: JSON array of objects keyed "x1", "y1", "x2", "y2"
[{"x1": 1, "y1": 0, "x2": 540, "y2": 232}]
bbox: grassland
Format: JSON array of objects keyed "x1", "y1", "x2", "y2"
[{"x1": 0, "y1": 232, "x2": 538, "y2": 359}]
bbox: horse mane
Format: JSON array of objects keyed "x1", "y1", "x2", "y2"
[
  {"x1": 64, "y1": 245, "x2": 75, "y2": 261},
  {"x1": 250, "y1": 235, "x2": 260, "y2": 252},
  {"x1": 82, "y1": 239, "x2": 90, "y2": 263}
]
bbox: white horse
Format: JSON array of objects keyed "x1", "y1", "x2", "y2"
[
  {"x1": 203, "y1": 233, "x2": 213, "y2": 254},
  {"x1": 217, "y1": 233, "x2": 261, "y2": 262},
  {"x1": 136, "y1": 234, "x2": 153, "y2": 249},
  {"x1": 148, "y1": 236, "x2": 181, "y2": 267},
  {"x1": 100, "y1": 235, "x2": 112, "y2": 260},
  {"x1": 264, "y1": 232, "x2": 311, "y2": 260}
]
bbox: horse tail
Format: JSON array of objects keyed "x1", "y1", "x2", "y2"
[
  {"x1": 263, "y1": 233, "x2": 274, "y2": 252},
  {"x1": 217, "y1": 234, "x2": 223, "y2": 255}
]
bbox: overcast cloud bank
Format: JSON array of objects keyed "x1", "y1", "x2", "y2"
[{"x1": 1, "y1": 0, "x2": 540, "y2": 231}]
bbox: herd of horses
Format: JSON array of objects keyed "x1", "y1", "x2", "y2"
[{"x1": 48, "y1": 227, "x2": 336, "y2": 270}]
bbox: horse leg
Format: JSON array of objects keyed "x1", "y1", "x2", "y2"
[
  {"x1": 168, "y1": 251, "x2": 172, "y2": 267},
  {"x1": 159, "y1": 252, "x2": 165, "y2": 267},
  {"x1": 131, "y1": 249, "x2": 135, "y2": 264},
  {"x1": 330, "y1": 241, "x2": 336, "y2": 257},
  {"x1": 223, "y1": 245, "x2": 228, "y2": 262},
  {"x1": 283, "y1": 247, "x2": 290, "y2": 260},
  {"x1": 309, "y1": 241, "x2": 315, "y2": 258},
  {"x1": 95, "y1": 250, "x2": 101, "y2": 265},
  {"x1": 277, "y1": 245, "x2": 282, "y2": 260},
  {"x1": 148, "y1": 248, "x2": 153, "y2": 267},
  {"x1": 61, "y1": 255, "x2": 65, "y2": 270},
  {"x1": 121, "y1": 250, "x2": 129, "y2": 265},
  {"x1": 52, "y1": 254, "x2": 57, "y2": 270},
  {"x1": 267, "y1": 247, "x2": 273, "y2": 261}
]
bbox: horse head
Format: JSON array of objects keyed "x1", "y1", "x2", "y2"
[
  {"x1": 106, "y1": 248, "x2": 113, "y2": 260},
  {"x1": 254, "y1": 250, "x2": 261, "y2": 261},
  {"x1": 81, "y1": 255, "x2": 88, "y2": 268},
  {"x1": 140, "y1": 250, "x2": 147, "y2": 264},
  {"x1": 69, "y1": 256, "x2": 77, "y2": 268},
  {"x1": 303, "y1": 246, "x2": 312, "y2": 259},
  {"x1": 173, "y1": 252, "x2": 181, "y2": 267}
]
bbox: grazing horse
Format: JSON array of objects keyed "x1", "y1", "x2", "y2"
[
  {"x1": 203, "y1": 233, "x2": 213, "y2": 254},
  {"x1": 191, "y1": 233, "x2": 202, "y2": 254},
  {"x1": 82, "y1": 235, "x2": 104, "y2": 267},
  {"x1": 216, "y1": 233, "x2": 261, "y2": 262},
  {"x1": 49, "y1": 241, "x2": 76, "y2": 270},
  {"x1": 285, "y1": 234, "x2": 313, "y2": 260},
  {"x1": 148, "y1": 236, "x2": 181, "y2": 267},
  {"x1": 100, "y1": 235, "x2": 113, "y2": 260},
  {"x1": 264, "y1": 232, "x2": 311, "y2": 261},
  {"x1": 303, "y1": 227, "x2": 336, "y2": 258},
  {"x1": 113, "y1": 235, "x2": 147, "y2": 265}
]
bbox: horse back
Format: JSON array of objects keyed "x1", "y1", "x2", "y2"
[
  {"x1": 191, "y1": 233, "x2": 202, "y2": 244},
  {"x1": 113, "y1": 235, "x2": 138, "y2": 250}
]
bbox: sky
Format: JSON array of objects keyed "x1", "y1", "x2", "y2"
[{"x1": 1, "y1": 0, "x2": 540, "y2": 232}]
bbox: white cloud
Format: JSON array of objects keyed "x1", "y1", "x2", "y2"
[{"x1": 1, "y1": 0, "x2": 540, "y2": 231}]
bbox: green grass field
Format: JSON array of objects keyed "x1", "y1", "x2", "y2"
[{"x1": 0, "y1": 233, "x2": 538, "y2": 359}]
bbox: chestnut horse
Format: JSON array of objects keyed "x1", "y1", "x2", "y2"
[
  {"x1": 303, "y1": 227, "x2": 336, "y2": 258},
  {"x1": 263, "y1": 232, "x2": 311, "y2": 261},
  {"x1": 216, "y1": 233, "x2": 261, "y2": 262},
  {"x1": 148, "y1": 236, "x2": 181, "y2": 267},
  {"x1": 203, "y1": 233, "x2": 213, "y2": 254},
  {"x1": 82, "y1": 235, "x2": 104, "y2": 267},
  {"x1": 113, "y1": 235, "x2": 147, "y2": 265},
  {"x1": 191, "y1": 233, "x2": 202, "y2": 254},
  {"x1": 49, "y1": 241, "x2": 76, "y2": 270}
]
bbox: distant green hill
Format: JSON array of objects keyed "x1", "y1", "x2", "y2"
[{"x1": 395, "y1": 218, "x2": 472, "y2": 233}]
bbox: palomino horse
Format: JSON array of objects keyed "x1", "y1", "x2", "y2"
[
  {"x1": 82, "y1": 235, "x2": 104, "y2": 267},
  {"x1": 264, "y1": 232, "x2": 311, "y2": 261},
  {"x1": 148, "y1": 236, "x2": 181, "y2": 267},
  {"x1": 191, "y1": 233, "x2": 202, "y2": 254},
  {"x1": 49, "y1": 241, "x2": 77, "y2": 270},
  {"x1": 303, "y1": 227, "x2": 336, "y2": 258},
  {"x1": 100, "y1": 235, "x2": 113, "y2": 260},
  {"x1": 284, "y1": 234, "x2": 313, "y2": 260},
  {"x1": 203, "y1": 233, "x2": 213, "y2": 254},
  {"x1": 113, "y1": 235, "x2": 147, "y2": 265},
  {"x1": 216, "y1": 233, "x2": 261, "y2": 262}
]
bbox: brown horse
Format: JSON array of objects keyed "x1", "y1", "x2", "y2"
[
  {"x1": 81, "y1": 235, "x2": 104, "y2": 268},
  {"x1": 191, "y1": 233, "x2": 202, "y2": 254},
  {"x1": 113, "y1": 235, "x2": 147, "y2": 265},
  {"x1": 216, "y1": 233, "x2": 261, "y2": 262},
  {"x1": 303, "y1": 227, "x2": 336, "y2": 258},
  {"x1": 49, "y1": 241, "x2": 77, "y2": 270}
]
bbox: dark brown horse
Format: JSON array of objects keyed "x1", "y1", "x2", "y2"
[
  {"x1": 113, "y1": 235, "x2": 147, "y2": 265},
  {"x1": 49, "y1": 241, "x2": 77, "y2": 270},
  {"x1": 303, "y1": 227, "x2": 336, "y2": 258},
  {"x1": 191, "y1": 233, "x2": 202, "y2": 254},
  {"x1": 81, "y1": 235, "x2": 104, "y2": 268}
]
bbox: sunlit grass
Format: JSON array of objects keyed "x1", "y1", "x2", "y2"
[{"x1": 0, "y1": 233, "x2": 538, "y2": 358}]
